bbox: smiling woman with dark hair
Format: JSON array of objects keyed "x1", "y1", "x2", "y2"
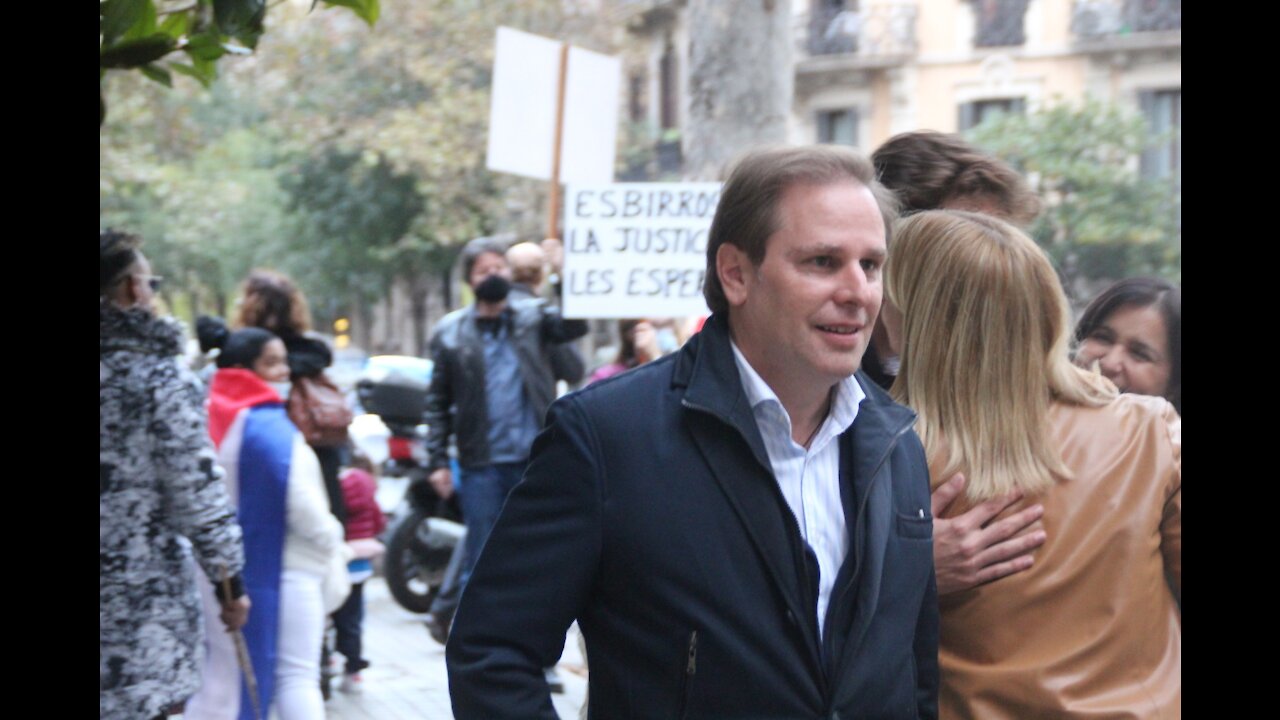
[
  {"x1": 185, "y1": 322, "x2": 349, "y2": 720},
  {"x1": 1074, "y1": 277, "x2": 1181, "y2": 415}
]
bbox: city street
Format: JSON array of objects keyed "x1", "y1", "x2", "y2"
[{"x1": 323, "y1": 576, "x2": 588, "y2": 720}]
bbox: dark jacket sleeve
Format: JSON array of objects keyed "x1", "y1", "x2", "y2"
[
  {"x1": 537, "y1": 305, "x2": 588, "y2": 385},
  {"x1": 424, "y1": 327, "x2": 454, "y2": 472},
  {"x1": 548, "y1": 342, "x2": 586, "y2": 386},
  {"x1": 446, "y1": 397, "x2": 602, "y2": 719},
  {"x1": 283, "y1": 334, "x2": 332, "y2": 379},
  {"x1": 537, "y1": 304, "x2": 589, "y2": 346}
]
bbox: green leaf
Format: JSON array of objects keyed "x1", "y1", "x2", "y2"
[
  {"x1": 321, "y1": 0, "x2": 380, "y2": 26},
  {"x1": 184, "y1": 31, "x2": 228, "y2": 61},
  {"x1": 139, "y1": 63, "x2": 172, "y2": 87},
  {"x1": 178, "y1": 56, "x2": 219, "y2": 87},
  {"x1": 158, "y1": 11, "x2": 191, "y2": 40},
  {"x1": 101, "y1": 0, "x2": 148, "y2": 46},
  {"x1": 100, "y1": 35, "x2": 176, "y2": 69},
  {"x1": 170, "y1": 59, "x2": 218, "y2": 88},
  {"x1": 120, "y1": 0, "x2": 158, "y2": 41}
]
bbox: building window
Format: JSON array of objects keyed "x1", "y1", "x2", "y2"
[
  {"x1": 816, "y1": 109, "x2": 859, "y2": 146},
  {"x1": 809, "y1": 0, "x2": 860, "y2": 56},
  {"x1": 972, "y1": 0, "x2": 1030, "y2": 47},
  {"x1": 1126, "y1": 0, "x2": 1182, "y2": 32},
  {"x1": 958, "y1": 97, "x2": 1025, "y2": 132},
  {"x1": 1139, "y1": 89, "x2": 1180, "y2": 182}
]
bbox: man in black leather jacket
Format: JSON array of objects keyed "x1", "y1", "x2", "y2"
[{"x1": 422, "y1": 236, "x2": 588, "y2": 640}]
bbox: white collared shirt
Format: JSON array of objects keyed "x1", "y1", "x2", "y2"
[{"x1": 730, "y1": 340, "x2": 866, "y2": 639}]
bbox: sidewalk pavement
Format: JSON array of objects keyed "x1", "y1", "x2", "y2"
[{"x1": 324, "y1": 576, "x2": 588, "y2": 720}]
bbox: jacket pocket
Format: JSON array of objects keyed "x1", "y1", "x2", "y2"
[
  {"x1": 680, "y1": 630, "x2": 698, "y2": 719},
  {"x1": 895, "y1": 511, "x2": 933, "y2": 540}
]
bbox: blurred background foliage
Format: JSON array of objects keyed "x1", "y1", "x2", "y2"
[
  {"x1": 103, "y1": 2, "x2": 1179, "y2": 329},
  {"x1": 101, "y1": 0, "x2": 612, "y2": 332},
  {"x1": 967, "y1": 99, "x2": 1181, "y2": 299}
]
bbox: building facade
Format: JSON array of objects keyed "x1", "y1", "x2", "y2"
[{"x1": 616, "y1": 0, "x2": 1179, "y2": 182}]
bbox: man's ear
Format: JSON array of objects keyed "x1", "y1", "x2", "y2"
[
  {"x1": 716, "y1": 242, "x2": 752, "y2": 307},
  {"x1": 716, "y1": 243, "x2": 752, "y2": 307}
]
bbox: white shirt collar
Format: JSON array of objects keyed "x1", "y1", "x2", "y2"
[{"x1": 729, "y1": 338, "x2": 865, "y2": 450}]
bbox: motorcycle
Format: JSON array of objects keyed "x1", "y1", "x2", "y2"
[{"x1": 354, "y1": 356, "x2": 465, "y2": 614}]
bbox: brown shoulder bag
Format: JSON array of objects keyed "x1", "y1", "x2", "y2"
[{"x1": 287, "y1": 373, "x2": 353, "y2": 447}]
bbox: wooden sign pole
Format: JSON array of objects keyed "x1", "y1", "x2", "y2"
[{"x1": 547, "y1": 42, "x2": 570, "y2": 241}]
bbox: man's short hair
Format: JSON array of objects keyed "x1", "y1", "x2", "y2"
[
  {"x1": 460, "y1": 236, "x2": 512, "y2": 282},
  {"x1": 871, "y1": 130, "x2": 1040, "y2": 225},
  {"x1": 703, "y1": 145, "x2": 899, "y2": 316}
]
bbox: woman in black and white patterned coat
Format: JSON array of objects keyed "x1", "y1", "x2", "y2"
[{"x1": 100, "y1": 230, "x2": 250, "y2": 720}]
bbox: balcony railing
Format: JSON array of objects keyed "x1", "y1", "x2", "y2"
[
  {"x1": 800, "y1": 3, "x2": 918, "y2": 59},
  {"x1": 974, "y1": 0, "x2": 1030, "y2": 48},
  {"x1": 1072, "y1": 0, "x2": 1181, "y2": 39}
]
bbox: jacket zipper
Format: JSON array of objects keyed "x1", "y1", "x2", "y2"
[{"x1": 681, "y1": 630, "x2": 698, "y2": 719}]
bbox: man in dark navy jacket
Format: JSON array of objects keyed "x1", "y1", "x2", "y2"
[{"x1": 447, "y1": 146, "x2": 939, "y2": 719}]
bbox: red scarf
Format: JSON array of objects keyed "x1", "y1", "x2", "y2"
[{"x1": 206, "y1": 368, "x2": 282, "y2": 448}]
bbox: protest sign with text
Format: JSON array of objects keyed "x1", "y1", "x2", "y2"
[{"x1": 562, "y1": 182, "x2": 721, "y2": 319}]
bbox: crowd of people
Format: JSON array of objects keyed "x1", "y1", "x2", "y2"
[{"x1": 102, "y1": 131, "x2": 1179, "y2": 720}]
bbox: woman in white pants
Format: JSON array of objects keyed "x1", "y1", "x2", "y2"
[{"x1": 186, "y1": 326, "x2": 350, "y2": 720}]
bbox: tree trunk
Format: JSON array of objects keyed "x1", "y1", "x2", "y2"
[
  {"x1": 354, "y1": 293, "x2": 373, "y2": 353},
  {"x1": 684, "y1": 0, "x2": 793, "y2": 181},
  {"x1": 410, "y1": 276, "x2": 429, "y2": 358}
]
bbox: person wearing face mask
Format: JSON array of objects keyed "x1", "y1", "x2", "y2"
[
  {"x1": 421, "y1": 236, "x2": 589, "y2": 646},
  {"x1": 186, "y1": 325, "x2": 350, "y2": 720},
  {"x1": 1074, "y1": 277, "x2": 1181, "y2": 415},
  {"x1": 100, "y1": 230, "x2": 249, "y2": 720}
]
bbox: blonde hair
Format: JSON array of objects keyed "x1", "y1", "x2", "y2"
[{"x1": 886, "y1": 210, "x2": 1115, "y2": 501}]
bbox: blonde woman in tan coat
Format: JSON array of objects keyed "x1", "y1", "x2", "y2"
[{"x1": 886, "y1": 210, "x2": 1181, "y2": 719}]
